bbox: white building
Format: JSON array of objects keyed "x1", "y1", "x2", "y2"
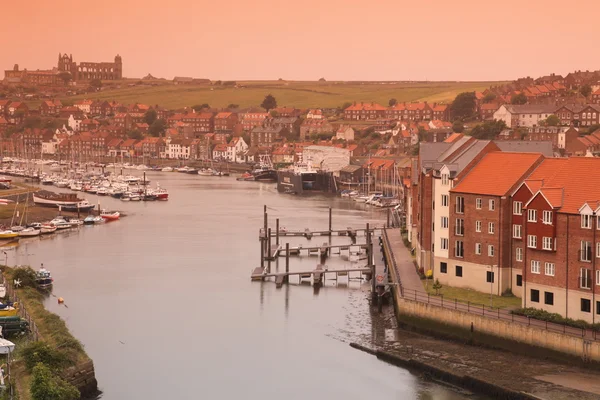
[
  {"x1": 493, "y1": 104, "x2": 556, "y2": 128},
  {"x1": 68, "y1": 115, "x2": 82, "y2": 132},
  {"x1": 225, "y1": 137, "x2": 248, "y2": 163},
  {"x1": 41, "y1": 133, "x2": 61, "y2": 155},
  {"x1": 168, "y1": 138, "x2": 192, "y2": 159},
  {"x1": 336, "y1": 126, "x2": 355, "y2": 141},
  {"x1": 74, "y1": 99, "x2": 93, "y2": 114},
  {"x1": 303, "y1": 146, "x2": 350, "y2": 173},
  {"x1": 306, "y1": 109, "x2": 323, "y2": 119}
]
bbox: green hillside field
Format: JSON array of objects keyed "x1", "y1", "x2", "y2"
[{"x1": 61, "y1": 80, "x2": 502, "y2": 109}]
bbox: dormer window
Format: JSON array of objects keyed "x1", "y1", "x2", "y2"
[{"x1": 441, "y1": 173, "x2": 449, "y2": 185}]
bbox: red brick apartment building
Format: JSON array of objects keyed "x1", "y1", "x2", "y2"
[{"x1": 214, "y1": 112, "x2": 238, "y2": 133}]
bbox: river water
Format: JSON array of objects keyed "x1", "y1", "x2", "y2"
[{"x1": 7, "y1": 172, "x2": 477, "y2": 399}]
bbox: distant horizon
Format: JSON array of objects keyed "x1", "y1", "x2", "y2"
[{"x1": 3, "y1": 0, "x2": 600, "y2": 82}]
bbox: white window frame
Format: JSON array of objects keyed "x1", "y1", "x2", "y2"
[
  {"x1": 528, "y1": 235, "x2": 537, "y2": 248},
  {"x1": 455, "y1": 240, "x2": 464, "y2": 258},
  {"x1": 528, "y1": 209, "x2": 537, "y2": 222},
  {"x1": 582, "y1": 214, "x2": 592, "y2": 229},
  {"x1": 542, "y1": 237, "x2": 553, "y2": 251},
  {"x1": 440, "y1": 238, "x2": 449, "y2": 250},
  {"x1": 581, "y1": 268, "x2": 592, "y2": 289},
  {"x1": 488, "y1": 222, "x2": 495, "y2": 234},
  {"x1": 513, "y1": 201, "x2": 523, "y2": 215},
  {"x1": 513, "y1": 224, "x2": 522, "y2": 239},
  {"x1": 476, "y1": 198, "x2": 482, "y2": 209},
  {"x1": 597, "y1": 242, "x2": 600, "y2": 258},
  {"x1": 581, "y1": 241, "x2": 592, "y2": 262},
  {"x1": 489, "y1": 199, "x2": 495, "y2": 211},
  {"x1": 596, "y1": 269, "x2": 600, "y2": 286},
  {"x1": 542, "y1": 210, "x2": 553, "y2": 225},
  {"x1": 544, "y1": 262, "x2": 555, "y2": 277},
  {"x1": 455, "y1": 196, "x2": 464, "y2": 214},
  {"x1": 475, "y1": 243, "x2": 481, "y2": 255},
  {"x1": 455, "y1": 219, "x2": 464, "y2": 236},
  {"x1": 531, "y1": 260, "x2": 540, "y2": 274},
  {"x1": 488, "y1": 245, "x2": 495, "y2": 257},
  {"x1": 441, "y1": 194, "x2": 448, "y2": 207},
  {"x1": 441, "y1": 174, "x2": 449, "y2": 185},
  {"x1": 516, "y1": 247, "x2": 523, "y2": 262},
  {"x1": 441, "y1": 216, "x2": 449, "y2": 229}
]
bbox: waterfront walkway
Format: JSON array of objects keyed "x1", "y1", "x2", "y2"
[{"x1": 384, "y1": 229, "x2": 424, "y2": 296}]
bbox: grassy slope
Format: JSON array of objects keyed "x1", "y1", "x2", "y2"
[
  {"x1": 422, "y1": 280, "x2": 522, "y2": 310},
  {"x1": 63, "y1": 80, "x2": 502, "y2": 109}
]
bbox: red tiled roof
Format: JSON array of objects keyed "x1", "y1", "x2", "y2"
[
  {"x1": 345, "y1": 102, "x2": 386, "y2": 111},
  {"x1": 213, "y1": 144, "x2": 227, "y2": 152},
  {"x1": 432, "y1": 104, "x2": 448, "y2": 112},
  {"x1": 538, "y1": 187, "x2": 564, "y2": 208},
  {"x1": 480, "y1": 103, "x2": 499, "y2": 110},
  {"x1": 215, "y1": 112, "x2": 232, "y2": 119},
  {"x1": 451, "y1": 152, "x2": 544, "y2": 196}
]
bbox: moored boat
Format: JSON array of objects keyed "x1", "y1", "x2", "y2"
[
  {"x1": 33, "y1": 191, "x2": 85, "y2": 208},
  {"x1": 40, "y1": 224, "x2": 57, "y2": 234},
  {"x1": 161, "y1": 167, "x2": 173, "y2": 172},
  {"x1": 0, "y1": 231, "x2": 19, "y2": 239},
  {"x1": 36, "y1": 266, "x2": 53, "y2": 289},
  {"x1": 83, "y1": 215, "x2": 96, "y2": 225},
  {"x1": 100, "y1": 211, "x2": 120, "y2": 221},
  {"x1": 18, "y1": 227, "x2": 41, "y2": 237}
]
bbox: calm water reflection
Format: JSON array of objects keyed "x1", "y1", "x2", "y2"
[{"x1": 8, "y1": 173, "x2": 479, "y2": 399}]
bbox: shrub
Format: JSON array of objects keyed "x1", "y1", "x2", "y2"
[
  {"x1": 30, "y1": 362, "x2": 79, "y2": 400},
  {"x1": 9, "y1": 266, "x2": 38, "y2": 289},
  {"x1": 511, "y1": 307, "x2": 600, "y2": 331},
  {"x1": 21, "y1": 341, "x2": 71, "y2": 372}
]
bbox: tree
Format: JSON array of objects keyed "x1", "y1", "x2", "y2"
[
  {"x1": 191, "y1": 104, "x2": 210, "y2": 112},
  {"x1": 388, "y1": 98, "x2": 397, "y2": 107},
  {"x1": 31, "y1": 363, "x2": 79, "y2": 400},
  {"x1": 581, "y1": 84, "x2": 593, "y2": 98},
  {"x1": 432, "y1": 279, "x2": 442, "y2": 295},
  {"x1": 341, "y1": 102, "x2": 352, "y2": 110},
  {"x1": 270, "y1": 110, "x2": 279, "y2": 117},
  {"x1": 511, "y1": 92, "x2": 528, "y2": 105},
  {"x1": 452, "y1": 120, "x2": 464, "y2": 133},
  {"x1": 318, "y1": 77, "x2": 326, "y2": 82},
  {"x1": 545, "y1": 114, "x2": 560, "y2": 126},
  {"x1": 469, "y1": 119, "x2": 507, "y2": 140},
  {"x1": 587, "y1": 124, "x2": 600, "y2": 134},
  {"x1": 89, "y1": 79, "x2": 102, "y2": 89},
  {"x1": 214, "y1": 80, "x2": 222, "y2": 85},
  {"x1": 58, "y1": 72, "x2": 72, "y2": 85},
  {"x1": 24, "y1": 116, "x2": 43, "y2": 129},
  {"x1": 128, "y1": 130, "x2": 143, "y2": 140},
  {"x1": 450, "y1": 92, "x2": 476, "y2": 120},
  {"x1": 227, "y1": 104, "x2": 239, "y2": 109},
  {"x1": 149, "y1": 119, "x2": 167, "y2": 137},
  {"x1": 143, "y1": 109, "x2": 157, "y2": 125},
  {"x1": 483, "y1": 92, "x2": 496, "y2": 103},
  {"x1": 261, "y1": 94, "x2": 277, "y2": 111}
]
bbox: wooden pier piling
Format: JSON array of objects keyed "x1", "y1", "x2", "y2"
[
  {"x1": 328, "y1": 207, "x2": 332, "y2": 235},
  {"x1": 276, "y1": 218, "x2": 280, "y2": 245},
  {"x1": 267, "y1": 228, "x2": 272, "y2": 272},
  {"x1": 284, "y1": 243, "x2": 290, "y2": 283}
]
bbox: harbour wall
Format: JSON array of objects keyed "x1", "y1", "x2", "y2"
[{"x1": 384, "y1": 230, "x2": 600, "y2": 365}]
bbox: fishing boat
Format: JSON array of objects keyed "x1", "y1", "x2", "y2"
[
  {"x1": 236, "y1": 172, "x2": 255, "y2": 181},
  {"x1": 18, "y1": 227, "x2": 41, "y2": 237},
  {"x1": 153, "y1": 186, "x2": 168, "y2": 201},
  {"x1": 0, "y1": 231, "x2": 18, "y2": 239},
  {"x1": 100, "y1": 211, "x2": 120, "y2": 221},
  {"x1": 83, "y1": 215, "x2": 96, "y2": 225},
  {"x1": 59, "y1": 200, "x2": 95, "y2": 213},
  {"x1": 33, "y1": 191, "x2": 85, "y2": 207},
  {"x1": 35, "y1": 266, "x2": 53, "y2": 289},
  {"x1": 40, "y1": 224, "x2": 57, "y2": 234}
]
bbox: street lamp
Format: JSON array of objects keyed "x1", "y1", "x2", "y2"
[{"x1": 489, "y1": 264, "x2": 498, "y2": 307}]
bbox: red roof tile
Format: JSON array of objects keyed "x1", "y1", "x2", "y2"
[{"x1": 451, "y1": 152, "x2": 544, "y2": 196}]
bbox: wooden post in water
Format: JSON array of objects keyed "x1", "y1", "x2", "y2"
[
  {"x1": 276, "y1": 218, "x2": 280, "y2": 246},
  {"x1": 328, "y1": 207, "x2": 332, "y2": 235},
  {"x1": 387, "y1": 208, "x2": 390, "y2": 228},
  {"x1": 267, "y1": 228, "x2": 272, "y2": 273},
  {"x1": 263, "y1": 205, "x2": 268, "y2": 241},
  {"x1": 260, "y1": 237, "x2": 264, "y2": 270},
  {"x1": 285, "y1": 243, "x2": 290, "y2": 283}
]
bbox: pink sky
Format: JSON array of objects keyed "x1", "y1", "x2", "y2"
[{"x1": 3, "y1": 0, "x2": 600, "y2": 81}]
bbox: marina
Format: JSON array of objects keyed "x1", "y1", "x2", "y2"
[{"x1": 2, "y1": 173, "x2": 475, "y2": 400}]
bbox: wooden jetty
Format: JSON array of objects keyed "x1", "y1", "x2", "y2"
[
  {"x1": 266, "y1": 243, "x2": 367, "y2": 259},
  {"x1": 251, "y1": 265, "x2": 371, "y2": 288}
]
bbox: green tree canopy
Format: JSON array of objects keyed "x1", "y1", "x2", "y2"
[
  {"x1": 452, "y1": 120, "x2": 465, "y2": 133},
  {"x1": 24, "y1": 116, "x2": 43, "y2": 129},
  {"x1": 128, "y1": 130, "x2": 143, "y2": 140},
  {"x1": 450, "y1": 92, "x2": 476, "y2": 120},
  {"x1": 545, "y1": 114, "x2": 560, "y2": 126},
  {"x1": 149, "y1": 119, "x2": 167, "y2": 137},
  {"x1": 89, "y1": 79, "x2": 102, "y2": 89},
  {"x1": 388, "y1": 98, "x2": 397, "y2": 106},
  {"x1": 191, "y1": 104, "x2": 210, "y2": 112},
  {"x1": 341, "y1": 102, "x2": 352, "y2": 110},
  {"x1": 483, "y1": 92, "x2": 497, "y2": 103},
  {"x1": 581, "y1": 84, "x2": 593, "y2": 97},
  {"x1": 30, "y1": 363, "x2": 79, "y2": 400},
  {"x1": 58, "y1": 72, "x2": 72, "y2": 85},
  {"x1": 261, "y1": 94, "x2": 277, "y2": 111},
  {"x1": 469, "y1": 120, "x2": 507, "y2": 140},
  {"x1": 144, "y1": 109, "x2": 157, "y2": 125},
  {"x1": 511, "y1": 92, "x2": 528, "y2": 105}
]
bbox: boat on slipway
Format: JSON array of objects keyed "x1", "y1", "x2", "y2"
[{"x1": 33, "y1": 191, "x2": 85, "y2": 208}]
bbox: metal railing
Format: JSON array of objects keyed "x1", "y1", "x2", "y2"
[
  {"x1": 382, "y1": 229, "x2": 403, "y2": 297},
  {"x1": 400, "y1": 286, "x2": 600, "y2": 341},
  {"x1": 4, "y1": 279, "x2": 41, "y2": 341}
]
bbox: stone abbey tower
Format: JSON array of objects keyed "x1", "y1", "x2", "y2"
[{"x1": 58, "y1": 53, "x2": 122, "y2": 81}]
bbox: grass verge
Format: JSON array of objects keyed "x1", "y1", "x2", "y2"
[{"x1": 422, "y1": 280, "x2": 522, "y2": 310}]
